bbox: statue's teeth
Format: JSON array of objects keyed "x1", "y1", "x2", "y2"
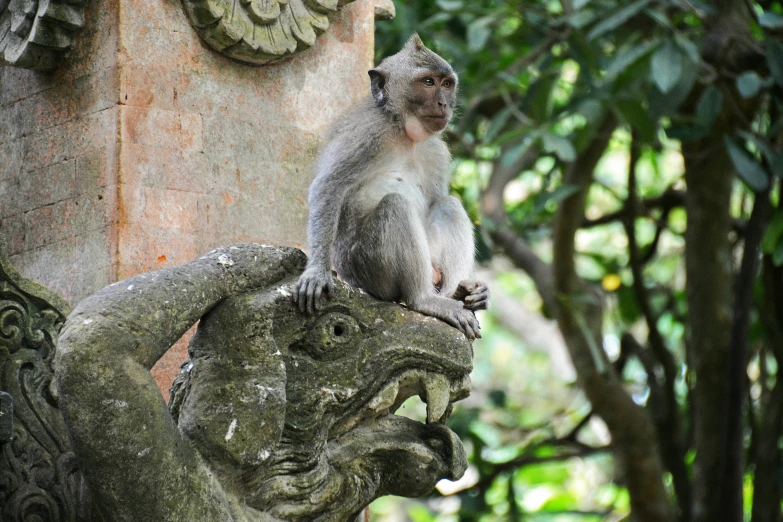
[
  {"x1": 368, "y1": 379, "x2": 399, "y2": 413},
  {"x1": 451, "y1": 374, "x2": 471, "y2": 401},
  {"x1": 422, "y1": 373, "x2": 450, "y2": 424}
]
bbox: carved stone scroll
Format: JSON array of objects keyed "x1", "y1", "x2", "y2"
[
  {"x1": 182, "y1": 0, "x2": 356, "y2": 65},
  {"x1": 0, "y1": 239, "x2": 94, "y2": 521},
  {"x1": 0, "y1": 0, "x2": 87, "y2": 70}
]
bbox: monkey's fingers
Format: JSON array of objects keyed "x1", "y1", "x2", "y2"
[
  {"x1": 298, "y1": 279, "x2": 312, "y2": 313},
  {"x1": 453, "y1": 309, "x2": 481, "y2": 340},
  {"x1": 292, "y1": 278, "x2": 308, "y2": 304},
  {"x1": 464, "y1": 293, "x2": 489, "y2": 311},
  {"x1": 310, "y1": 284, "x2": 323, "y2": 314}
]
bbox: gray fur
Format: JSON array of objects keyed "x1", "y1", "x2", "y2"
[{"x1": 293, "y1": 34, "x2": 489, "y2": 339}]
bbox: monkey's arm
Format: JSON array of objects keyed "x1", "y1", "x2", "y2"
[
  {"x1": 294, "y1": 137, "x2": 372, "y2": 313},
  {"x1": 54, "y1": 245, "x2": 305, "y2": 521}
]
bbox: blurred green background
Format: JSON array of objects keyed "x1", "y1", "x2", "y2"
[{"x1": 368, "y1": 1, "x2": 783, "y2": 521}]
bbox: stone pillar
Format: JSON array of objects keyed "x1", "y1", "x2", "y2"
[{"x1": 0, "y1": 0, "x2": 375, "y2": 395}]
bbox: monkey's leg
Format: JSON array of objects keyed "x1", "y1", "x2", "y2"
[
  {"x1": 352, "y1": 193, "x2": 481, "y2": 339},
  {"x1": 426, "y1": 196, "x2": 489, "y2": 311}
]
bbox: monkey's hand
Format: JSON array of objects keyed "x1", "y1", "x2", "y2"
[
  {"x1": 452, "y1": 281, "x2": 490, "y2": 311},
  {"x1": 292, "y1": 267, "x2": 335, "y2": 314}
]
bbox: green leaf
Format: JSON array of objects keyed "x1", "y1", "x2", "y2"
[
  {"x1": 648, "y1": 57, "x2": 698, "y2": 119},
  {"x1": 573, "y1": 100, "x2": 607, "y2": 152},
  {"x1": 566, "y1": 9, "x2": 598, "y2": 29},
  {"x1": 603, "y1": 39, "x2": 659, "y2": 86},
  {"x1": 587, "y1": 0, "x2": 653, "y2": 40},
  {"x1": 484, "y1": 107, "x2": 511, "y2": 143},
  {"x1": 695, "y1": 85, "x2": 723, "y2": 128},
  {"x1": 768, "y1": 40, "x2": 783, "y2": 86},
  {"x1": 736, "y1": 71, "x2": 763, "y2": 98},
  {"x1": 644, "y1": 8, "x2": 673, "y2": 29},
  {"x1": 467, "y1": 17, "x2": 493, "y2": 51},
  {"x1": 525, "y1": 73, "x2": 558, "y2": 122},
  {"x1": 762, "y1": 210, "x2": 783, "y2": 254},
  {"x1": 578, "y1": 98, "x2": 604, "y2": 123},
  {"x1": 666, "y1": 124, "x2": 707, "y2": 142},
  {"x1": 650, "y1": 41, "x2": 683, "y2": 93},
  {"x1": 541, "y1": 133, "x2": 576, "y2": 162},
  {"x1": 501, "y1": 140, "x2": 531, "y2": 169},
  {"x1": 534, "y1": 184, "x2": 581, "y2": 213},
  {"x1": 674, "y1": 33, "x2": 701, "y2": 64},
  {"x1": 759, "y1": 12, "x2": 783, "y2": 29},
  {"x1": 737, "y1": 130, "x2": 781, "y2": 169},
  {"x1": 614, "y1": 99, "x2": 657, "y2": 143},
  {"x1": 724, "y1": 136, "x2": 770, "y2": 192},
  {"x1": 775, "y1": 237, "x2": 783, "y2": 266},
  {"x1": 618, "y1": 287, "x2": 641, "y2": 323}
]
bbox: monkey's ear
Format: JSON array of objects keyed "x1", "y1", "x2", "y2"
[
  {"x1": 406, "y1": 33, "x2": 426, "y2": 51},
  {"x1": 368, "y1": 69, "x2": 388, "y2": 106}
]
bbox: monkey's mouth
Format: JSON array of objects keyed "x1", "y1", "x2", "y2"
[
  {"x1": 328, "y1": 369, "x2": 471, "y2": 481},
  {"x1": 423, "y1": 115, "x2": 450, "y2": 132}
]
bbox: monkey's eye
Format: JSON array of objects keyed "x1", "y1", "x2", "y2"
[
  {"x1": 442, "y1": 79, "x2": 454, "y2": 89},
  {"x1": 422, "y1": 77, "x2": 436, "y2": 86}
]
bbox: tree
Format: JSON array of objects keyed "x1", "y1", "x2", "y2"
[{"x1": 376, "y1": 1, "x2": 783, "y2": 520}]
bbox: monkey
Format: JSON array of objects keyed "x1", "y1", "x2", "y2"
[{"x1": 292, "y1": 34, "x2": 489, "y2": 340}]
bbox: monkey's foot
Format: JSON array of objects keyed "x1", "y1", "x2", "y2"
[
  {"x1": 452, "y1": 281, "x2": 489, "y2": 311},
  {"x1": 292, "y1": 267, "x2": 335, "y2": 314},
  {"x1": 410, "y1": 296, "x2": 481, "y2": 340}
]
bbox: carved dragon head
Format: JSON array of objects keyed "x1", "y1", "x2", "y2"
[{"x1": 170, "y1": 256, "x2": 473, "y2": 521}]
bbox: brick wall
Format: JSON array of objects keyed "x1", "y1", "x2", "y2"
[
  {"x1": 0, "y1": 0, "x2": 120, "y2": 306},
  {"x1": 0, "y1": 0, "x2": 375, "y2": 396}
]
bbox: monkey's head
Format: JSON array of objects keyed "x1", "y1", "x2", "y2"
[{"x1": 369, "y1": 34, "x2": 458, "y2": 140}]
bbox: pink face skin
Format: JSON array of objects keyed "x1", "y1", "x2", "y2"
[{"x1": 404, "y1": 73, "x2": 457, "y2": 143}]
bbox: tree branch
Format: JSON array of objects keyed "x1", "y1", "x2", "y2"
[
  {"x1": 719, "y1": 186, "x2": 771, "y2": 521},
  {"x1": 481, "y1": 145, "x2": 557, "y2": 310},
  {"x1": 683, "y1": 130, "x2": 735, "y2": 522},
  {"x1": 623, "y1": 136, "x2": 691, "y2": 522},
  {"x1": 551, "y1": 115, "x2": 674, "y2": 521},
  {"x1": 752, "y1": 255, "x2": 783, "y2": 522},
  {"x1": 581, "y1": 188, "x2": 685, "y2": 229}
]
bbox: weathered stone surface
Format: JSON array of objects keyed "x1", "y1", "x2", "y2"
[
  {"x1": 181, "y1": 0, "x2": 357, "y2": 65},
  {"x1": 374, "y1": 0, "x2": 396, "y2": 20},
  {"x1": 50, "y1": 244, "x2": 472, "y2": 521},
  {"x1": 0, "y1": 392, "x2": 12, "y2": 443},
  {"x1": 0, "y1": 0, "x2": 88, "y2": 70}
]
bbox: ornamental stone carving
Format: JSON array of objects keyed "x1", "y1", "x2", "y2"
[
  {"x1": 0, "y1": 0, "x2": 87, "y2": 70},
  {"x1": 0, "y1": 239, "x2": 95, "y2": 521},
  {"x1": 182, "y1": 0, "x2": 356, "y2": 65},
  {"x1": 0, "y1": 242, "x2": 472, "y2": 521}
]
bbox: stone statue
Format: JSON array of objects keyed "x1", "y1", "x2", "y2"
[{"x1": 0, "y1": 241, "x2": 472, "y2": 521}]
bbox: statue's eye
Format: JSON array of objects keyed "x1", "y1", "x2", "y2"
[
  {"x1": 305, "y1": 312, "x2": 361, "y2": 359},
  {"x1": 422, "y1": 77, "x2": 435, "y2": 86}
]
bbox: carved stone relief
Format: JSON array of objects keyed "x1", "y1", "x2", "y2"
[
  {"x1": 182, "y1": 0, "x2": 357, "y2": 65},
  {"x1": 0, "y1": 0, "x2": 87, "y2": 70},
  {"x1": 0, "y1": 239, "x2": 95, "y2": 521}
]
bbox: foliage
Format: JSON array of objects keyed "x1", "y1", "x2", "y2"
[{"x1": 373, "y1": 0, "x2": 783, "y2": 521}]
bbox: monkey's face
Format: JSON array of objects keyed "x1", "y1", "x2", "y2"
[{"x1": 406, "y1": 72, "x2": 458, "y2": 135}]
